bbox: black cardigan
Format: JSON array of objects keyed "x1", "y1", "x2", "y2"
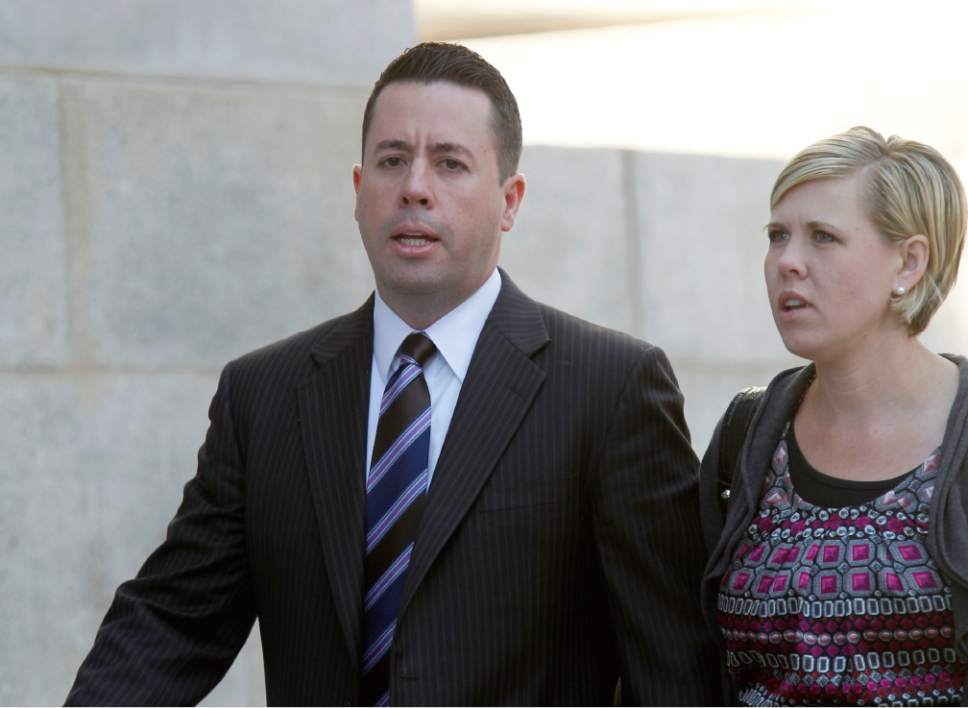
[{"x1": 699, "y1": 355, "x2": 968, "y2": 702}]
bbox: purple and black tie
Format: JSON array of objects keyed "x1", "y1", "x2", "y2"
[{"x1": 360, "y1": 332, "x2": 436, "y2": 707}]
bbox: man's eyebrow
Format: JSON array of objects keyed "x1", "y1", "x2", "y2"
[
  {"x1": 374, "y1": 139, "x2": 411, "y2": 152},
  {"x1": 372, "y1": 140, "x2": 474, "y2": 159},
  {"x1": 430, "y1": 142, "x2": 472, "y2": 157}
]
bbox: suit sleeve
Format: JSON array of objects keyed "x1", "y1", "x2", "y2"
[
  {"x1": 590, "y1": 344, "x2": 724, "y2": 705},
  {"x1": 66, "y1": 364, "x2": 255, "y2": 706}
]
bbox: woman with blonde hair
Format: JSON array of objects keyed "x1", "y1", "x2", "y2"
[{"x1": 700, "y1": 126, "x2": 968, "y2": 705}]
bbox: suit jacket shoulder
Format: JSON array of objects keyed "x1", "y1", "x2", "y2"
[{"x1": 493, "y1": 274, "x2": 665, "y2": 396}]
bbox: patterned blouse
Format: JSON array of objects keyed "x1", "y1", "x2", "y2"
[{"x1": 718, "y1": 424, "x2": 967, "y2": 705}]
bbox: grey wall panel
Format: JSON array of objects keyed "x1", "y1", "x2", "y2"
[
  {"x1": 500, "y1": 146, "x2": 633, "y2": 333},
  {"x1": 634, "y1": 151, "x2": 792, "y2": 365},
  {"x1": 0, "y1": 0, "x2": 413, "y2": 87},
  {"x1": 1, "y1": 373, "x2": 217, "y2": 704},
  {"x1": 2, "y1": 4, "x2": 413, "y2": 703},
  {"x1": 60, "y1": 78, "x2": 373, "y2": 369},
  {"x1": 0, "y1": 73, "x2": 70, "y2": 367}
]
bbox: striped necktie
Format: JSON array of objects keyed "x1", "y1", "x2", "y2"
[{"x1": 361, "y1": 332, "x2": 436, "y2": 707}]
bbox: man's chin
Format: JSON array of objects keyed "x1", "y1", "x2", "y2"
[{"x1": 378, "y1": 269, "x2": 452, "y2": 299}]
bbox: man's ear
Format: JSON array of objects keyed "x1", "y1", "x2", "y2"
[
  {"x1": 500, "y1": 173, "x2": 526, "y2": 233},
  {"x1": 895, "y1": 233, "x2": 930, "y2": 291},
  {"x1": 352, "y1": 165, "x2": 363, "y2": 222}
]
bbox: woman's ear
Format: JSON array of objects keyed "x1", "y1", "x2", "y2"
[{"x1": 895, "y1": 233, "x2": 930, "y2": 291}]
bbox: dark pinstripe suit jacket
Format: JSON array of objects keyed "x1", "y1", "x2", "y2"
[{"x1": 67, "y1": 272, "x2": 720, "y2": 706}]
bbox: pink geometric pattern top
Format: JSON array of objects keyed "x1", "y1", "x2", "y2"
[{"x1": 718, "y1": 425, "x2": 967, "y2": 705}]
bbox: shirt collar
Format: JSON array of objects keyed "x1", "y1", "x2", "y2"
[{"x1": 372, "y1": 269, "x2": 502, "y2": 385}]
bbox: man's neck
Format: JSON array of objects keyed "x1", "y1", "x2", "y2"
[{"x1": 377, "y1": 274, "x2": 496, "y2": 331}]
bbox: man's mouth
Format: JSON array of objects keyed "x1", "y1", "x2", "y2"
[
  {"x1": 390, "y1": 220, "x2": 440, "y2": 244},
  {"x1": 389, "y1": 226, "x2": 440, "y2": 255},
  {"x1": 395, "y1": 235, "x2": 435, "y2": 247}
]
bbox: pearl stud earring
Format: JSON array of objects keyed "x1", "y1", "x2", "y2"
[{"x1": 892, "y1": 285, "x2": 907, "y2": 296}]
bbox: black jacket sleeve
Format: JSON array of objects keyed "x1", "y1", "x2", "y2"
[{"x1": 591, "y1": 345, "x2": 725, "y2": 705}]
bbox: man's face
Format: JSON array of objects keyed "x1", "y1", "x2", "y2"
[{"x1": 353, "y1": 81, "x2": 525, "y2": 324}]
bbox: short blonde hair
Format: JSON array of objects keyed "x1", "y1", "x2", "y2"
[{"x1": 771, "y1": 126, "x2": 966, "y2": 335}]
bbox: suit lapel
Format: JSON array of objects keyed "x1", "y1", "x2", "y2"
[
  {"x1": 401, "y1": 273, "x2": 550, "y2": 614},
  {"x1": 297, "y1": 297, "x2": 374, "y2": 665}
]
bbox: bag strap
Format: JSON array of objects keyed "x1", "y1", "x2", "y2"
[{"x1": 717, "y1": 386, "x2": 764, "y2": 516}]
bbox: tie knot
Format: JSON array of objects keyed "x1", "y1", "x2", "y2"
[{"x1": 398, "y1": 332, "x2": 436, "y2": 367}]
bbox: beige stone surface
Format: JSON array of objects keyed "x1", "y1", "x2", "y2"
[
  {"x1": 1, "y1": 2, "x2": 412, "y2": 703},
  {"x1": 61, "y1": 77, "x2": 373, "y2": 369},
  {"x1": 0, "y1": 73, "x2": 70, "y2": 367},
  {"x1": 1, "y1": 374, "x2": 214, "y2": 702},
  {"x1": 0, "y1": 0, "x2": 413, "y2": 87},
  {"x1": 501, "y1": 146, "x2": 633, "y2": 333},
  {"x1": 0, "y1": 370, "x2": 269, "y2": 705},
  {"x1": 633, "y1": 151, "x2": 789, "y2": 364}
]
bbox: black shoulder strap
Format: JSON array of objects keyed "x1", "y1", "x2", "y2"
[{"x1": 718, "y1": 386, "x2": 765, "y2": 516}]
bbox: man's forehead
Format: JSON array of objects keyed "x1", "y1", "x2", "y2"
[
  {"x1": 377, "y1": 78, "x2": 489, "y2": 102},
  {"x1": 369, "y1": 81, "x2": 493, "y2": 128}
]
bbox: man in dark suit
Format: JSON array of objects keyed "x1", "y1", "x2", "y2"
[{"x1": 67, "y1": 42, "x2": 719, "y2": 706}]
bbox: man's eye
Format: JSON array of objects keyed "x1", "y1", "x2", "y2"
[
  {"x1": 379, "y1": 156, "x2": 405, "y2": 168},
  {"x1": 440, "y1": 159, "x2": 465, "y2": 171},
  {"x1": 767, "y1": 229, "x2": 789, "y2": 244}
]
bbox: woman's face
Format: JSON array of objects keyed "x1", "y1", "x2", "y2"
[{"x1": 764, "y1": 171, "x2": 905, "y2": 363}]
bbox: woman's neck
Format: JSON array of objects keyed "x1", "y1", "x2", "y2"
[{"x1": 809, "y1": 334, "x2": 953, "y2": 425}]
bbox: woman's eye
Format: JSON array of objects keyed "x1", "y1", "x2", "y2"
[
  {"x1": 813, "y1": 230, "x2": 835, "y2": 243},
  {"x1": 767, "y1": 229, "x2": 789, "y2": 244}
]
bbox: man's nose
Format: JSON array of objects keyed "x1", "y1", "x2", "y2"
[{"x1": 400, "y1": 161, "x2": 433, "y2": 208}]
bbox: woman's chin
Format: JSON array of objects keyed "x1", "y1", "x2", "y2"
[{"x1": 777, "y1": 331, "x2": 822, "y2": 362}]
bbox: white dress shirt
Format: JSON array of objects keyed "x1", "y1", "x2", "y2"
[{"x1": 366, "y1": 269, "x2": 502, "y2": 489}]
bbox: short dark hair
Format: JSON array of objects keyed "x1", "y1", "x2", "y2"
[{"x1": 361, "y1": 42, "x2": 522, "y2": 182}]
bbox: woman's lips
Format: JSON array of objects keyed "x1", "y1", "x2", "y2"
[{"x1": 776, "y1": 291, "x2": 813, "y2": 318}]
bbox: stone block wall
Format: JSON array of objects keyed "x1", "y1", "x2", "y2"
[{"x1": 1, "y1": 2, "x2": 411, "y2": 705}]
